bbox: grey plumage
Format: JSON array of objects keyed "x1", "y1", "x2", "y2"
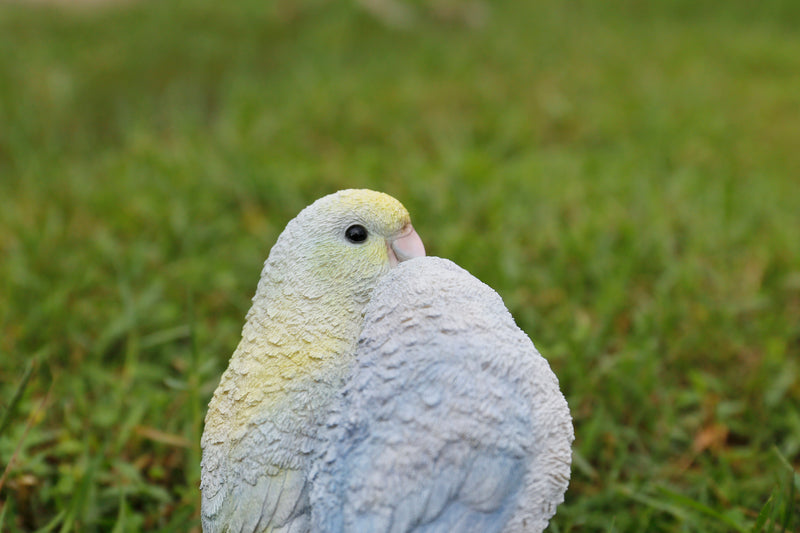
[{"x1": 310, "y1": 257, "x2": 574, "y2": 533}]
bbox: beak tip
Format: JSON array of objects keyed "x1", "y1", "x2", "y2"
[{"x1": 390, "y1": 225, "x2": 425, "y2": 264}]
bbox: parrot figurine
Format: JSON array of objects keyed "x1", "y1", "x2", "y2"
[
  {"x1": 200, "y1": 189, "x2": 425, "y2": 533},
  {"x1": 310, "y1": 256, "x2": 574, "y2": 533},
  {"x1": 201, "y1": 191, "x2": 573, "y2": 533}
]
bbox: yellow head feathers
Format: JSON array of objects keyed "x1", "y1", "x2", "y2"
[
  {"x1": 322, "y1": 189, "x2": 411, "y2": 233},
  {"x1": 257, "y1": 189, "x2": 422, "y2": 299}
]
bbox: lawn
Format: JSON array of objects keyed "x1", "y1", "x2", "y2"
[{"x1": 0, "y1": 0, "x2": 799, "y2": 531}]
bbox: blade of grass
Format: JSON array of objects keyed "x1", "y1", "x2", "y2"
[
  {"x1": 35, "y1": 510, "x2": 67, "y2": 533},
  {"x1": 656, "y1": 486, "x2": 749, "y2": 533},
  {"x1": 772, "y1": 446, "x2": 800, "y2": 493},
  {"x1": 59, "y1": 447, "x2": 103, "y2": 533},
  {"x1": 771, "y1": 446, "x2": 799, "y2": 533},
  {"x1": 752, "y1": 492, "x2": 774, "y2": 532},
  {"x1": 782, "y1": 467, "x2": 795, "y2": 533},
  {"x1": 0, "y1": 379, "x2": 52, "y2": 494},
  {"x1": 617, "y1": 484, "x2": 691, "y2": 521},
  {"x1": 0, "y1": 355, "x2": 37, "y2": 437},
  {"x1": 111, "y1": 490, "x2": 127, "y2": 533},
  {"x1": 0, "y1": 499, "x2": 7, "y2": 532},
  {"x1": 186, "y1": 290, "x2": 203, "y2": 522}
]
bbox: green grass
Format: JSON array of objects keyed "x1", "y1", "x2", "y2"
[{"x1": 1, "y1": 0, "x2": 799, "y2": 530}]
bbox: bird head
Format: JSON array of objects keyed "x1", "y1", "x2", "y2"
[{"x1": 256, "y1": 189, "x2": 425, "y2": 304}]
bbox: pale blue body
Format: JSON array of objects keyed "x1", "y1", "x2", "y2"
[{"x1": 310, "y1": 257, "x2": 574, "y2": 533}]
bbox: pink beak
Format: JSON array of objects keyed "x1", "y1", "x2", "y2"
[{"x1": 387, "y1": 224, "x2": 425, "y2": 266}]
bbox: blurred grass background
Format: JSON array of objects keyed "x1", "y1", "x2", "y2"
[{"x1": 1, "y1": 0, "x2": 799, "y2": 531}]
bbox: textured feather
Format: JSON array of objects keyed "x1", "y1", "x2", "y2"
[
  {"x1": 310, "y1": 257, "x2": 574, "y2": 533},
  {"x1": 201, "y1": 190, "x2": 423, "y2": 533}
]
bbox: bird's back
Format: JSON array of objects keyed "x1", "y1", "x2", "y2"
[{"x1": 311, "y1": 257, "x2": 574, "y2": 533}]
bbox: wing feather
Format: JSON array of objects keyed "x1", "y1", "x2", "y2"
[{"x1": 201, "y1": 417, "x2": 310, "y2": 533}]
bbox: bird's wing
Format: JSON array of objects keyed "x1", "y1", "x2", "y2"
[
  {"x1": 201, "y1": 407, "x2": 312, "y2": 533},
  {"x1": 312, "y1": 339, "x2": 534, "y2": 533},
  {"x1": 310, "y1": 256, "x2": 572, "y2": 533}
]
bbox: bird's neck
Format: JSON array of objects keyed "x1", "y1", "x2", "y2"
[{"x1": 219, "y1": 283, "x2": 367, "y2": 438}]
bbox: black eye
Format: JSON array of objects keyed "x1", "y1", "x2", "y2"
[{"x1": 345, "y1": 224, "x2": 368, "y2": 243}]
